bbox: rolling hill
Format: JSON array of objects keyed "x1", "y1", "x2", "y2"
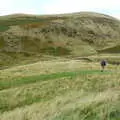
[{"x1": 0, "y1": 12, "x2": 120, "y2": 67}]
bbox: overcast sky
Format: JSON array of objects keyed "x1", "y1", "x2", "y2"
[{"x1": 0, "y1": 0, "x2": 120, "y2": 19}]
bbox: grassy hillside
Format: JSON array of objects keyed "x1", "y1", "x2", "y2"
[
  {"x1": 0, "y1": 12, "x2": 120, "y2": 67},
  {"x1": 0, "y1": 58, "x2": 119, "y2": 120},
  {"x1": 98, "y1": 45, "x2": 120, "y2": 53},
  {"x1": 0, "y1": 12, "x2": 120, "y2": 120}
]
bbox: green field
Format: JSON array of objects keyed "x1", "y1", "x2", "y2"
[{"x1": 0, "y1": 58, "x2": 119, "y2": 120}]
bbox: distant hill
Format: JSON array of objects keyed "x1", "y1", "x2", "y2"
[{"x1": 0, "y1": 12, "x2": 120, "y2": 67}]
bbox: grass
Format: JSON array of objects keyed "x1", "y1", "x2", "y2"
[
  {"x1": 98, "y1": 45, "x2": 120, "y2": 53},
  {"x1": 0, "y1": 25, "x2": 9, "y2": 32},
  {"x1": 0, "y1": 59, "x2": 119, "y2": 120},
  {"x1": 0, "y1": 12, "x2": 120, "y2": 68},
  {"x1": 52, "y1": 101, "x2": 120, "y2": 120},
  {"x1": 41, "y1": 47, "x2": 71, "y2": 56},
  {"x1": 0, "y1": 69, "x2": 110, "y2": 90},
  {"x1": 0, "y1": 70, "x2": 116, "y2": 113},
  {"x1": 90, "y1": 53, "x2": 120, "y2": 65},
  {"x1": 0, "y1": 16, "x2": 65, "y2": 32},
  {"x1": 0, "y1": 12, "x2": 120, "y2": 119}
]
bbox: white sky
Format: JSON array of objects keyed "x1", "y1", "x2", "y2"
[{"x1": 0, "y1": 0, "x2": 120, "y2": 19}]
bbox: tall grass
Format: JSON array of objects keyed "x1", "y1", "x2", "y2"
[
  {"x1": 0, "y1": 70, "x2": 110, "y2": 90},
  {"x1": 0, "y1": 60, "x2": 119, "y2": 120}
]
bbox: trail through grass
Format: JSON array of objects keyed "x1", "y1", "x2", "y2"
[
  {"x1": 0, "y1": 69, "x2": 114, "y2": 113},
  {"x1": 0, "y1": 70, "x2": 111, "y2": 90}
]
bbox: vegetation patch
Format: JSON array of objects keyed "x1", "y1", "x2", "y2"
[
  {"x1": 41, "y1": 47, "x2": 71, "y2": 56},
  {"x1": 53, "y1": 102, "x2": 120, "y2": 120},
  {"x1": 0, "y1": 25, "x2": 9, "y2": 32},
  {"x1": 0, "y1": 36, "x2": 5, "y2": 48},
  {"x1": 0, "y1": 70, "x2": 111, "y2": 90},
  {"x1": 98, "y1": 45, "x2": 120, "y2": 53}
]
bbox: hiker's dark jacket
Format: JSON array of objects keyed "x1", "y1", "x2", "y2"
[{"x1": 101, "y1": 60, "x2": 106, "y2": 66}]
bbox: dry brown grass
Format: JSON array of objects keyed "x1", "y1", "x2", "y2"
[{"x1": 0, "y1": 59, "x2": 119, "y2": 120}]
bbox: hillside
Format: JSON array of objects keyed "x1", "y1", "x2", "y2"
[
  {"x1": 0, "y1": 12, "x2": 120, "y2": 120},
  {"x1": 0, "y1": 12, "x2": 120, "y2": 67}
]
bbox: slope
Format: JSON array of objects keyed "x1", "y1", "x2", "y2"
[{"x1": 0, "y1": 12, "x2": 120, "y2": 67}]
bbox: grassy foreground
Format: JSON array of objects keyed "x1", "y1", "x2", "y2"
[{"x1": 0, "y1": 59, "x2": 119, "y2": 120}]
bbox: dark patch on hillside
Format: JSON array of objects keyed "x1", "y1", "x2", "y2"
[
  {"x1": 41, "y1": 46, "x2": 71, "y2": 56},
  {"x1": 98, "y1": 45, "x2": 120, "y2": 53}
]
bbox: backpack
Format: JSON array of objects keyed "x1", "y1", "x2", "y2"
[{"x1": 101, "y1": 60, "x2": 106, "y2": 66}]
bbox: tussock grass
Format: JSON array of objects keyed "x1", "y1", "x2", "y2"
[
  {"x1": 0, "y1": 88, "x2": 119, "y2": 120},
  {"x1": 0, "y1": 59, "x2": 119, "y2": 120},
  {"x1": 0, "y1": 69, "x2": 110, "y2": 90}
]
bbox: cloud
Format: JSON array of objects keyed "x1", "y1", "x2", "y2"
[
  {"x1": 42, "y1": 0, "x2": 120, "y2": 19},
  {"x1": 112, "y1": 14, "x2": 120, "y2": 20},
  {"x1": 0, "y1": 0, "x2": 15, "y2": 15},
  {"x1": 0, "y1": 0, "x2": 38, "y2": 15},
  {"x1": 42, "y1": 0, "x2": 120, "y2": 14},
  {"x1": 0, "y1": 0, "x2": 120, "y2": 19}
]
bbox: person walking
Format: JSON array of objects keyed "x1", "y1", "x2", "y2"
[{"x1": 100, "y1": 60, "x2": 107, "y2": 72}]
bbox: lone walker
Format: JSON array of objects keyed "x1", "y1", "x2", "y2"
[{"x1": 100, "y1": 60, "x2": 107, "y2": 72}]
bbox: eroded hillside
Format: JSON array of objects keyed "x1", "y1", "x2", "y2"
[{"x1": 0, "y1": 12, "x2": 120, "y2": 67}]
